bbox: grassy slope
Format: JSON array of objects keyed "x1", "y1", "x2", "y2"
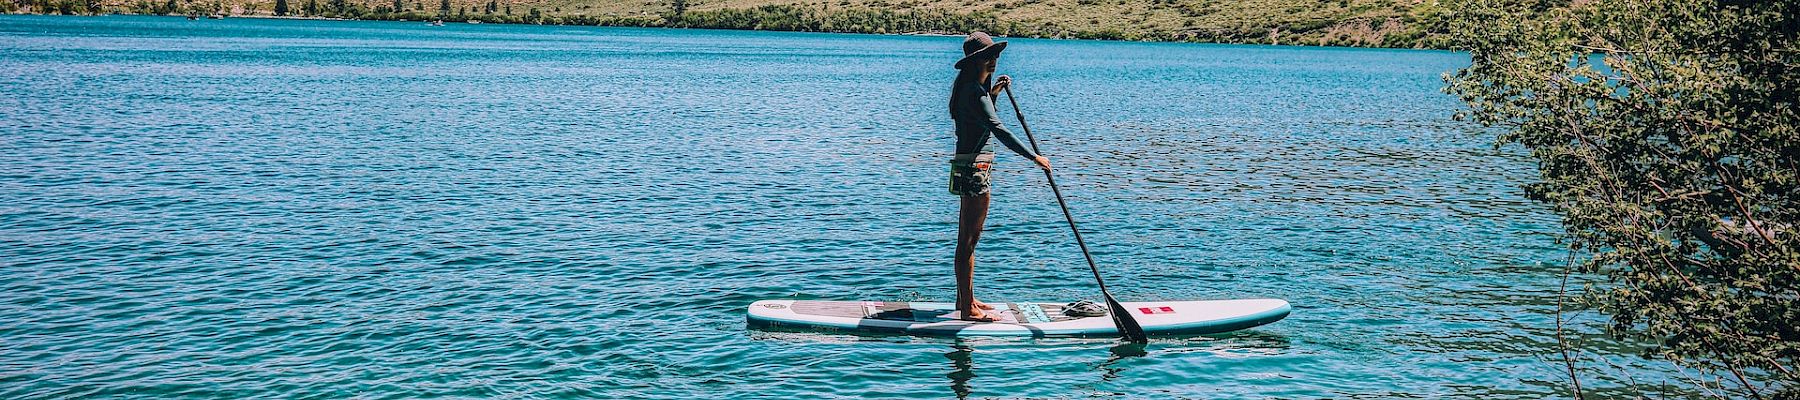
[
  {"x1": 63, "y1": 0, "x2": 1453, "y2": 47},
  {"x1": 536, "y1": 0, "x2": 1451, "y2": 47}
]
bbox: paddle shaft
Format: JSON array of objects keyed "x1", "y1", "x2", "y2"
[{"x1": 1002, "y1": 86, "x2": 1148, "y2": 342}]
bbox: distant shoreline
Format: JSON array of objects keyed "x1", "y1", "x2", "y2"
[{"x1": 1, "y1": 9, "x2": 1451, "y2": 50}]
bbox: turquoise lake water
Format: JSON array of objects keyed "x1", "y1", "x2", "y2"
[{"x1": 0, "y1": 14, "x2": 1678, "y2": 398}]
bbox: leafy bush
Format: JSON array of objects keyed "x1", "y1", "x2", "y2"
[{"x1": 1447, "y1": 0, "x2": 1799, "y2": 396}]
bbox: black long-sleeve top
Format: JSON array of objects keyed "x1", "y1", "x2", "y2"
[{"x1": 949, "y1": 77, "x2": 1039, "y2": 160}]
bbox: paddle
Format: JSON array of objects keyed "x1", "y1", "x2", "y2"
[{"x1": 1002, "y1": 86, "x2": 1149, "y2": 343}]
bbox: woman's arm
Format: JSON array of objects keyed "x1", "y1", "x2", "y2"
[
  {"x1": 979, "y1": 80, "x2": 1053, "y2": 171},
  {"x1": 979, "y1": 94, "x2": 1039, "y2": 161}
]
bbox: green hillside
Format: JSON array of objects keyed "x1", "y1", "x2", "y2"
[{"x1": 6, "y1": 0, "x2": 1454, "y2": 48}]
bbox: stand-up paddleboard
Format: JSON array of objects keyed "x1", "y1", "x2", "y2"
[{"x1": 747, "y1": 299, "x2": 1289, "y2": 338}]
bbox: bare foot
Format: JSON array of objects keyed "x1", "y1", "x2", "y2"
[
  {"x1": 959, "y1": 307, "x2": 998, "y2": 322},
  {"x1": 971, "y1": 299, "x2": 996, "y2": 310}
]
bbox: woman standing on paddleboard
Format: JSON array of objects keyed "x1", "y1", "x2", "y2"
[{"x1": 948, "y1": 32, "x2": 1053, "y2": 322}]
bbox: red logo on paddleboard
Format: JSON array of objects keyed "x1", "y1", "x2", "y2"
[{"x1": 1138, "y1": 306, "x2": 1175, "y2": 315}]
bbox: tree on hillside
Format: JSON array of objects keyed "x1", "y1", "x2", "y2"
[
  {"x1": 391, "y1": 0, "x2": 401, "y2": 12},
  {"x1": 436, "y1": 0, "x2": 446, "y2": 17},
  {"x1": 273, "y1": 0, "x2": 287, "y2": 15},
  {"x1": 483, "y1": 0, "x2": 493, "y2": 14},
  {"x1": 1448, "y1": 0, "x2": 1799, "y2": 397},
  {"x1": 301, "y1": 0, "x2": 315, "y2": 16}
]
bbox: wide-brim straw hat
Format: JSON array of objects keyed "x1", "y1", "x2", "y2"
[{"x1": 954, "y1": 32, "x2": 1007, "y2": 69}]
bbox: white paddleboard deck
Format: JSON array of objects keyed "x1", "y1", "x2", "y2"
[{"x1": 747, "y1": 299, "x2": 1289, "y2": 337}]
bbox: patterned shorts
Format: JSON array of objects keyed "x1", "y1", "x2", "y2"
[{"x1": 949, "y1": 153, "x2": 995, "y2": 197}]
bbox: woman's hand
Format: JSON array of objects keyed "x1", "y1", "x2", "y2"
[
  {"x1": 1033, "y1": 155, "x2": 1051, "y2": 172},
  {"x1": 990, "y1": 75, "x2": 1011, "y2": 96}
]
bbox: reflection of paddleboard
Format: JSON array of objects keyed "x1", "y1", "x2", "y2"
[{"x1": 746, "y1": 299, "x2": 1290, "y2": 338}]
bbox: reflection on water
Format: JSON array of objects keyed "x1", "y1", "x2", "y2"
[
  {"x1": 945, "y1": 343, "x2": 976, "y2": 399},
  {"x1": 1107, "y1": 341, "x2": 1150, "y2": 360},
  {"x1": 933, "y1": 333, "x2": 1296, "y2": 399},
  {"x1": 1098, "y1": 342, "x2": 1148, "y2": 383}
]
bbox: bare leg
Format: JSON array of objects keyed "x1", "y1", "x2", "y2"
[{"x1": 956, "y1": 193, "x2": 996, "y2": 321}]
